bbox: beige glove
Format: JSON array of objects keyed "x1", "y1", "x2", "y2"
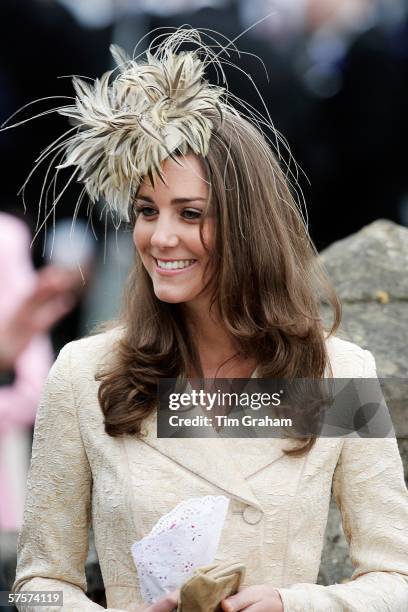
[{"x1": 177, "y1": 562, "x2": 246, "y2": 612}]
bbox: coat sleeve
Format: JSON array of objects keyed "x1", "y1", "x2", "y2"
[
  {"x1": 12, "y1": 342, "x2": 129, "y2": 612},
  {"x1": 276, "y1": 350, "x2": 408, "y2": 612}
]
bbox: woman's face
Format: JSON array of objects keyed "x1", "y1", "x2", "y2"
[{"x1": 133, "y1": 152, "x2": 214, "y2": 305}]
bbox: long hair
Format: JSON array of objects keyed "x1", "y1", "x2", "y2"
[{"x1": 96, "y1": 110, "x2": 341, "y2": 457}]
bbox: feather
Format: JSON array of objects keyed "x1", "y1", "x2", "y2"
[
  {"x1": 170, "y1": 61, "x2": 184, "y2": 96},
  {"x1": 110, "y1": 44, "x2": 131, "y2": 69}
]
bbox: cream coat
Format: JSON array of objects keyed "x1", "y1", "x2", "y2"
[{"x1": 13, "y1": 330, "x2": 408, "y2": 611}]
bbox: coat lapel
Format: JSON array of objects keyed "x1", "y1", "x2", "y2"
[
  {"x1": 224, "y1": 435, "x2": 299, "y2": 480},
  {"x1": 140, "y1": 409, "x2": 264, "y2": 509},
  {"x1": 141, "y1": 412, "x2": 297, "y2": 502}
]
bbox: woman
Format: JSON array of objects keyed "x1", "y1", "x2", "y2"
[{"x1": 12, "y1": 29, "x2": 408, "y2": 611}]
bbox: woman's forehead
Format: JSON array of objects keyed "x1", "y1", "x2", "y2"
[{"x1": 138, "y1": 153, "x2": 209, "y2": 198}]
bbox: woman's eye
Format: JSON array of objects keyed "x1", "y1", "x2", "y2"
[
  {"x1": 135, "y1": 206, "x2": 157, "y2": 218},
  {"x1": 134, "y1": 205, "x2": 201, "y2": 220},
  {"x1": 182, "y1": 208, "x2": 202, "y2": 220}
]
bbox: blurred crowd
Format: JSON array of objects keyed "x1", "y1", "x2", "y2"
[{"x1": 0, "y1": 0, "x2": 407, "y2": 597}]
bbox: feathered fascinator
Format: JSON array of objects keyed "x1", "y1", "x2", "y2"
[
  {"x1": 2, "y1": 26, "x2": 300, "y2": 237},
  {"x1": 56, "y1": 31, "x2": 226, "y2": 221}
]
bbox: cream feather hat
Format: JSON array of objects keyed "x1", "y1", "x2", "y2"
[{"x1": 55, "y1": 30, "x2": 229, "y2": 221}]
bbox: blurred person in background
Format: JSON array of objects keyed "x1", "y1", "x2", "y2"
[
  {"x1": 298, "y1": 0, "x2": 407, "y2": 248},
  {"x1": 0, "y1": 0, "x2": 111, "y2": 224},
  {"x1": 0, "y1": 0, "x2": 112, "y2": 346},
  {"x1": 238, "y1": 0, "x2": 407, "y2": 248},
  {"x1": 0, "y1": 212, "x2": 77, "y2": 534},
  {"x1": 42, "y1": 218, "x2": 98, "y2": 351}
]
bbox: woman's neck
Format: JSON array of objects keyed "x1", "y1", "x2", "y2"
[{"x1": 181, "y1": 299, "x2": 256, "y2": 378}]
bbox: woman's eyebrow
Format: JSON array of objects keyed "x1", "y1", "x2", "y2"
[{"x1": 136, "y1": 195, "x2": 207, "y2": 204}]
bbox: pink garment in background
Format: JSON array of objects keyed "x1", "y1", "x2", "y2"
[{"x1": 0, "y1": 212, "x2": 53, "y2": 531}]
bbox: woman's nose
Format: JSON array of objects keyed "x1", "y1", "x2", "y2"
[{"x1": 150, "y1": 218, "x2": 180, "y2": 249}]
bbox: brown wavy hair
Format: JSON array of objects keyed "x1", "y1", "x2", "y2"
[{"x1": 96, "y1": 110, "x2": 341, "y2": 457}]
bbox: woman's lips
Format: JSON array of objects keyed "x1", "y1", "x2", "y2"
[{"x1": 153, "y1": 258, "x2": 198, "y2": 275}]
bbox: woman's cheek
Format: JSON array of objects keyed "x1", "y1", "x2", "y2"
[{"x1": 133, "y1": 221, "x2": 147, "y2": 252}]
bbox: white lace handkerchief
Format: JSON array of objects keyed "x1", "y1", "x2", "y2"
[{"x1": 131, "y1": 495, "x2": 230, "y2": 603}]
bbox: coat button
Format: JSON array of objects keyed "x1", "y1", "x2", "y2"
[{"x1": 242, "y1": 506, "x2": 263, "y2": 524}]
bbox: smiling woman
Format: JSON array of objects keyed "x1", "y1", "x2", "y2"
[{"x1": 11, "y1": 27, "x2": 408, "y2": 612}]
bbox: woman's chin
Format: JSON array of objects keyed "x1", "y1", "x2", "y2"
[{"x1": 153, "y1": 287, "x2": 191, "y2": 304}]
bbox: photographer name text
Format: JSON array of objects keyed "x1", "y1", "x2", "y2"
[{"x1": 168, "y1": 414, "x2": 292, "y2": 428}]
